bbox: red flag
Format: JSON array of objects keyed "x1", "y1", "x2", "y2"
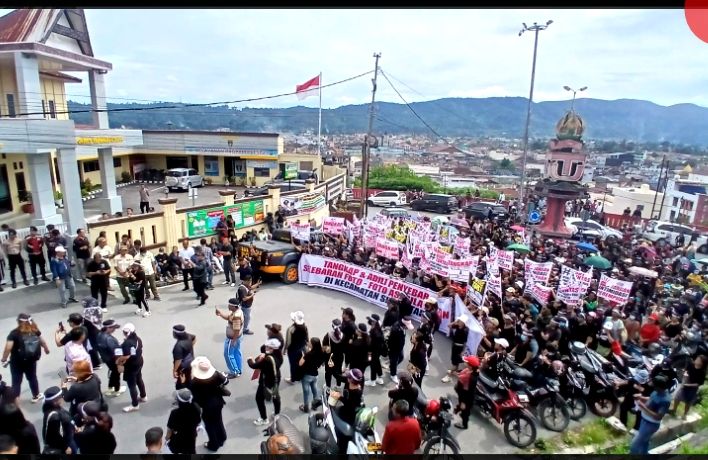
[{"x1": 296, "y1": 75, "x2": 320, "y2": 100}]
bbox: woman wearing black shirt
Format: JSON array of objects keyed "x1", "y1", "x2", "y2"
[
  {"x1": 129, "y1": 262, "x2": 150, "y2": 316},
  {"x1": 189, "y1": 357, "x2": 228, "y2": 452},
  {"x1": 387, "y1": 371, "x2": 419, "y2": 419},
  {"x1": 348, "y1": 323, "x2": 371, "y2": 375},
  {"x1": 74, "y1": 411, "x2": 116, "y2": 454},
  {"x1": 333, "y1": 368, "x2": 364, "y2": 454},
  {"x1": 0, "y1": 402, "x2": 40, "y2": 454},
  {"x1": 166, "y1": 388, "x2": 202, "y2": 454},
  {"x1": 285, "y1": 312, "x2": 309, "y2": 384},
  {"x1": 323, "y1": 320, "x2": 345, "y2": 387},
  {"x1": 41, "y1": 386, "x2": 75, "y2": 454},
  {"x1": 248, "y1": 339, "x2": 282, "y2": 426},
  {"x1": 298, "y1": 337, "x2": 326, "y2": 413},
  {"x1": 367, "y1": 315, "x2": 387, "y2": 386},
  {"x1": 62, "y1": 360, "x2": 104, "y2": 422},
  {"x1": 409, "y1": 332, "x2": 428, "y2": 389}
]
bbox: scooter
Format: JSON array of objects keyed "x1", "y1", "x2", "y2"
[
  {"x1": 414, "y1": 393, "x2": 461, "y2": 458},
  {"x1": 569, "y1": 341, "x2": 620, "y2": 417},
  {"x1": 259, "y1": 414, "x2": 307, "y2": 454},
  {"x1": 321, "y1": 385, "x2": 383, "y2": 455}
]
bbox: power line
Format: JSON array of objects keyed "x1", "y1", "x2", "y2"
[
  {"x1": 379, "y1": 69, "x2": 447, "y2": 142},
  {"x1": 0, "y1": 70, "x2": 372, "y2": 119}
]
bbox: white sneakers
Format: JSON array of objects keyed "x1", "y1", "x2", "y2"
[
  {"x1": 135, "y1": 309, "x2": 151, "y2": 317},
  {"x1": 135, "y1": 308, "x2": 142, "y2": 315},
  {"x1": 221, "y1": 281, "x2": 230, "y2": 285},
  {"x1": 230, "y1": 283, "x2": 235, "y2": 287},
  {"x1": 375, "y1": 377, "x2": 384, "y2": 385},
  {"x1": 441, "y1": 375, "x2": 452, "y2": 383},
  {"x1": 31, "y1": 393, "x2": 44, "y2": 403},
  {"x1": 123, "y1": 405, "x2": 139, "y2": 413},
  {"x1": 390, "y1": 375, "x2": 399, "y2": 384},
  {"x1": 253, "y1": 418, "x2": 268, "y2": 426},
  {"x1": 143, "y1": 310, "x2": 151, "y2": 318}
]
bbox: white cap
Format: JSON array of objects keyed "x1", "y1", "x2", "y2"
[
  {"x1": 290, "y1": 311, "x2": 305, "y2": 325},
  {"x1": 494, "y1": 338, "x2": 510, "y2": 349},
  {"x1": 55, "y1": 246, "x2": 66, "y2": 253},
  {"x1": 265, "y1": 338, "x2": 281, "y2": 350},
  {"x1": 123, "y1": 322, "x2": 136, "y2": 334}
]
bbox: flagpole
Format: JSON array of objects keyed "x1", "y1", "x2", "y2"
[{"x1": 318, "y1": 72, "x2": 322, "y2": 156}]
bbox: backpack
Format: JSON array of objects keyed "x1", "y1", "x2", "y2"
[{"x1": 18, "y1": 333, "x2": 41, "y2": 361}]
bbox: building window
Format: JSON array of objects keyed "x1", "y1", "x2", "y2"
[
  {"x1": 6, "y1": 94, "x2": 16, "y2": 118},
  {"x1": 253, "y1": 167, "x2": 271, "y2": 178},
  {"x1": 48, "y1": 100, "x2": 56, "y2": 119},
  {"x1": 42, "y1": 100, "x2": 47, "y2": 118},
  {"x1": 204, "y1": 156, "x2": 220, "y2": 176},
  {"x1": 113, "y1": 157, "x2": 122, "y2": 168},
  {"x1": 83, "y1": 160, "x2": 100, "y2": 173},
  {"x1": 672, "y1": 197, "x2": 679, "y2": 206}
]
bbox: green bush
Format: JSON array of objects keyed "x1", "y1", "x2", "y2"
[
  {"x1": 81, "y1": 178, "x2": 93, "y2": 191},
  {"x1": 81, "y1": 189, "x2": 90, "y2": 198},
  {"x1": 54, "y1": 191, "x2": 63, "y2": 201},
  {"x1": 121, "y1": 171, "x2": 133, "y2": 183}
]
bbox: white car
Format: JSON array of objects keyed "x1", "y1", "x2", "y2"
[
  {"x1": 565, "y1": 217, "x2": 623, "y2": 241},
  {"x1": 165, "y1": 168, "x2": 203, "y2": 191},
  {"x1": 643, "y1": 220, "x2": 708, "y2": 249},
  {"x1": 366, "y1": 190, "x2": 407, "y2": 207}
]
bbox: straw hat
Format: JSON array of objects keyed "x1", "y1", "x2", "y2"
[{"x1": 191, "y1": 356, "x2": 216, "y2": 380}]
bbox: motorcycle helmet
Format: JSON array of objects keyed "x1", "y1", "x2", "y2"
[
  {"x1": 463, "y1": 355, "x2": 480, "y2": 368},
  {"x1": 355, "y1": 407, "x2": 377, "y2": 433},
  {"x1": 633, "y1": 368, "x2": 650, "y2": 385},
  {"x1": 425, "y1": 399, "x2": 441, "y2": 417},
  {"x1": 646, "y1": 342, "x2": 662, "y2": 357},
  {"x1": 570, "y1": 341, "x2": 587, "y2": 355}
]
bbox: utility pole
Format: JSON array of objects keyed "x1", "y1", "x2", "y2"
[
  {"x1": 658, "y1": 158, "x2": 670, "y2": 220},
  {"x1": 518, "y1": 20, "x2": 552, "y2": 222},
  {"x1": 360, "y1": 52, "x2": 381, "y2": 219},
  {"x1": 650, "y1": 155, "x2": 666, "y2": 218}
]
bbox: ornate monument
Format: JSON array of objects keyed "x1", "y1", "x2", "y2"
[{"x1": 533, "y1": 110, "x2": 589, "y2": 238}]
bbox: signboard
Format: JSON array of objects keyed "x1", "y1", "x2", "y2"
[
  {"x1": 298, "y1": 255, "x2": 452, "y2": 334},
  {"x1": 557, "y1": 265, "x2": 593, "y2": 306},
  {"x1": 284, "y1": 162, "x2": 298, "y2": 180},
  {"x1": 467, "y1": 277, "x2": 487, "y2": 306},
  {"x1": 375, "y1": 237, "x2": 399, "y2": 260},
  {"x1": 524, "y1": 259, "x2": 553, "y2": 286},
  {"x1": 279, "y1": 191, "x2": 326, "y2": 217},
  {"x1": 290, "y1": 222, "x2": 311, "y2": 242},
  {"x1": 528, "y1": 283, "x2": 553, "y2": 306},
  {"x1": 322, "y1": 217, "x2": 345, "y2": 235},
  {"x1": 528, "y1": 210, "x2": 541, "y2": 224},
  {"x1": 498, "y1": 250, "x2": 515, "y2": 271},
  {"x1": 186, "y1": 200, "x2": 265, "y2": 238},
  {"x1": 598, "y1": 274, "x2": 633, "y2": 306}
]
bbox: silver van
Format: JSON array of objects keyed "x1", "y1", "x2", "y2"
[{"x1": 165, "y1": 168, "x2": 203, "y2": 191}]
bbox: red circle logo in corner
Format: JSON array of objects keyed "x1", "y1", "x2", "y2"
[{"x1": 685, "y1": 0, "x2": 708, "y2": 43}]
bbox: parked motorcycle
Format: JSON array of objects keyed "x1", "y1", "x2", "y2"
[
  {"x1": 569, "y1": 341, "x2": 619, "y2": 417},
  {"x1": 474, "y1": 369, "x2": 538, "y2": 448},
  {"x1": 415, "y1": 396, "x2": 461, "y2": 458},
  {"x1": 260, "y1": 414, "x2": 307, "y2": 454},
  {"x1": 505, "y1": 359, "x2": 570, "y2": 432},
  {"x1": 321, "y1": 385, "x2": 382, "y2": 455},
  {"x1": 556, "y1": 358, "x2": 589, "y2": 421}
]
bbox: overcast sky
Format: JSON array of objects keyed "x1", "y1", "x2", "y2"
[{"x1": 9, "y1": 9, "x2": 708, "y2": 109}]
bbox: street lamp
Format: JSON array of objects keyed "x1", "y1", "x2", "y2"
[
  {"x1": 518, "y1": 20, "x2": 553, "y2": 220},
  {"x1": 563, "y1": 85, "x2": 587, "y2": 112}
]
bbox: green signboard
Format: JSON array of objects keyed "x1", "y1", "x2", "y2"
[
  {"x1": 186, "y1": 200, "x2": 265, "y2": 238},
  {"x1": 284, "y1": 162, "x2": 298, "y2": 180}
]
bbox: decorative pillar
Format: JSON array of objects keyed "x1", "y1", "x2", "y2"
[
  {"x1": 27, "y1": 153, "x2": 63, "y2": 226},
  {"x1": 89, "y1": 70, "x2": 110, "y2": 129},
  {"x1": 56, "y1": 148, "x2": 86, "y2": 233},
  {"x1": 96, "y1": 147, "x2": 122, "y2": 214},
  {"x1": 13, "y1": 52, "x2": 43, "y2": 119},
  {"x1": 219, "y1": 190, "x2": 235, "y2": 207},
  {"x1": 159, "y1": 198, "x2": 179, "y2": 249},
  {"x1": 267, "y1": 184, "x2": 281, "y2": 215}
]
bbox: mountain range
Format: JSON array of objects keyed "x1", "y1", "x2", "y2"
[{"x1": 67, "y1": 97, "x2": 708, "y2": 146}]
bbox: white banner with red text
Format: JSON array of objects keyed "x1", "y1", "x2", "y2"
[{"x1": 598, "y1": 274, "x2": 633, "y2": 306}]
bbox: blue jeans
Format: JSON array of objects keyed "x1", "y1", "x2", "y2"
[
  {"x1": 242, "y1": 307, "x2": 251, "y2": 332},
  {"x1": 630, "y1": 418, "x2": 660, "y2": 454},
  {"x1": 301, "y1": 374, "x2": 319, "y2": 407},
  {"x1": 224, "y1": 336, "x2": 242, "y2": 375},
  {"x1": 57, "y1": 277, "x2": 76, "y2": 306}
]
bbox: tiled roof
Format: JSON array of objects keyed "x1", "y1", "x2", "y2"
[{"x1": 0, "y1": 9, "x2": 56, "y2": 43}]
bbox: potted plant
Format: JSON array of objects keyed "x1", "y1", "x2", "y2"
[
  {"x1": 20, "y1": 191, "x2": 33, "y2": 214},
  {"x1": 54, "y1": 190, "x2": 63, "y2": 207}
]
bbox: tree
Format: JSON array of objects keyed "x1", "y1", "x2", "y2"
[{"x1": 500, "y1": 158, "x2": 513, "y2": 169}]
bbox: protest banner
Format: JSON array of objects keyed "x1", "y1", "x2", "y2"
[
  {"x1": 364, "y1": 222, "x2": 385, "y2": 249},
  {"x1": 557, "y1": 265, "x2": 593, "y2": 305},
  {"x1": 448, "y1": 256, "x2": 475, "y2": 283},
  {"x1": 467, "y1": 277, "x2": 486, "y2": 306},
  {"x1": 322, "y1": 217, "x2": 345, "y2": 235},
  {"x1": 454, "y1": 235, "x2": 471, "y2": 256},
  {"x1": 298, "y1": 255, "x2": 451, "y2": 333},
  {"x1": 524, "y1": 259, "x2": 553, "y2": 285},
  {"x1": 487, "y1": 246, "x2": 499, "y2": 276},
  {"x1": 290, "y1": 222, "x2": 311, "y2": 242},
  {"x1": 528, "y1": 283, "x2": 554, "y2": 306},
  {"x1": 454, "y1": 294, "x2": 485, "y2": 355},
  {"x1": 498, "y1": 250, "x2": 515, "y2": 271},
  {"x1": 469, "y1": 255, "x2": 480, "y2": 278},
  {"x1": 279, "y1": 191, "x2": 326, "y2": 217},
  {"x1": 375, "y1": 237, "x2": 399, "y2": 260},
  {"x1": 597, "y1": 274, "x2": 633, "y2": 306},
  {"x1": 485, "y1": 272, "x2": 502, "y2": 300},
  {"x1": 428, "y1": 249, "x2": 452, "y2": 278}
]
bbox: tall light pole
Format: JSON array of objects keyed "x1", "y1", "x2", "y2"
[
  {"x1": 563, "y1": 85, "x2": 587, "y2": 112},
  {"x1": 518, "y1": 20, "x2": 553, "y2": 220},
  {"x1": 360, "y1": 53, "x2": 381, "y2": 219}
]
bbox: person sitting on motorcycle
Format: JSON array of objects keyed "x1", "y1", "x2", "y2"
[
  {"x1": 607, "y1": 340, "x2": 632, "y2": 377},
  {"x1": 618, "y1": 368, "x2": 650, "y2": 431},
  {"x1": 387, "y1": 371, "x2": 418, "y2": 420},
  {"x1": 453, "y1": 355, "x2": 480, "y2": 430},
  {"x1": 382, "y1": 400, "x2": 422, "y2": 455},
  {"x1": 640, "y1": 313, "x2": 662, "y2": 347},
  {"x1": 511, "y1": 330, "x2": 538, "y2": 371},
  {"x1": 330, "y1": 368, "x2": 364, "y2": 455},
  {"x1": 483, "y1": 338, "x2": 509, "y2": 380}
]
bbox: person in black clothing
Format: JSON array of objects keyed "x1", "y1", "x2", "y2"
[
  {"x1": 398, "y1": 294, "x2": 414, "y2": 320},
  {"x1": 73, "y1": 229, "x2": 91, "y2": 283},
  {"x1": 1, "y1": 313, "x2": 50, "y2": 402},
  {"x1": 191, "y1": 250, "x2": 209, "y2": 306},
  {"x1": 265, "y1": 323, "x2": 285, "y2": 364},
  {"x1": 367, "y1": 314, "x2": 387, "y2": 386},
  {"x1": 323, "y1": 319, "x2": 345, "y2": 387},
  {"x1": 248, "y1": 338, "x2": 282, "y2": 426},
  {"x1": 340, "y1": 307, "x2": 357, "y2": 359},
  {"x1": 218, "y1": 237, "x2": 235, "y2": 287},
  {"x1": 569, "y1": 313, "x2": 595, "y2": 347},
  {"x1": 285, "y1": 311, "x2": 309, "y2": 384},
  {"x1": 443, "y1": 316, "x2": 470, "y2": 384},
  {"x1": 86, "y1": 254, "x2": 110, "y2": 310},
  {"x1": 189, "y1": 356, "x2": 228, "y2": 452},
  {"x1": 332, "y1": 368, "x2": 364, "y2": 454},
  {"x1": 61, "y1": 360, "x2": 104, "y2": 422},
  {"x1": 117, "y1": 323, "x2": 146, "y2": 413},
  {"x1": 417, "y1": 313, "x2": 435, "y2": 360},
  {"x1": 74, "y1": 403, "x2": 116, "y2": 454},
  {"x1": 382, "y1": 299, "x2": 400, "y2": 328},
  {"x1": 95, "y1": 320, "x2": 123, "y2": 396},
  {"x1": 671, "y1": 355, "x2": 708, "y2": 419},
  {"x1": 41, "y1": 386, "x2": 75, "y2": 454},
  {"x1": 129, "y1": 261, "x2": 150, "y2": 316},
  {"x1": 348, "y1": 323, "x2": 371, "y2": 376},
  {"x1": 409, "y1": 331, "x2": 428, "y2": 388},
  {"x1": 172, "y1": 325, "x2": 196, "y2": 389},
  {"x1": 619, "y1": 369, "x2": 650, "y2": 431},
  {"x1": 454, "y1": 355, "x2": 481, "y2": 430},
  {"x1": 387, "y1": 370, "x2": 419, "y2": 419},
  {"x1": 663, "y1": 315, "x2": 683, "y2": 339},
  {"x1": 166, "y1": 388, "x2": 202, "y2": 454},
  {"x1": 59, "y1": 313, "x2": 101, "y2": 370},
  {"x1": 387, "y1": 320, "x2": 406, "y2": 383},
  {"x1": 0, "y1": 402, "x2": 40, "y2": 454},
  {"x1": 298, "y1": 337, "x2": 326, "y2": 413}
]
